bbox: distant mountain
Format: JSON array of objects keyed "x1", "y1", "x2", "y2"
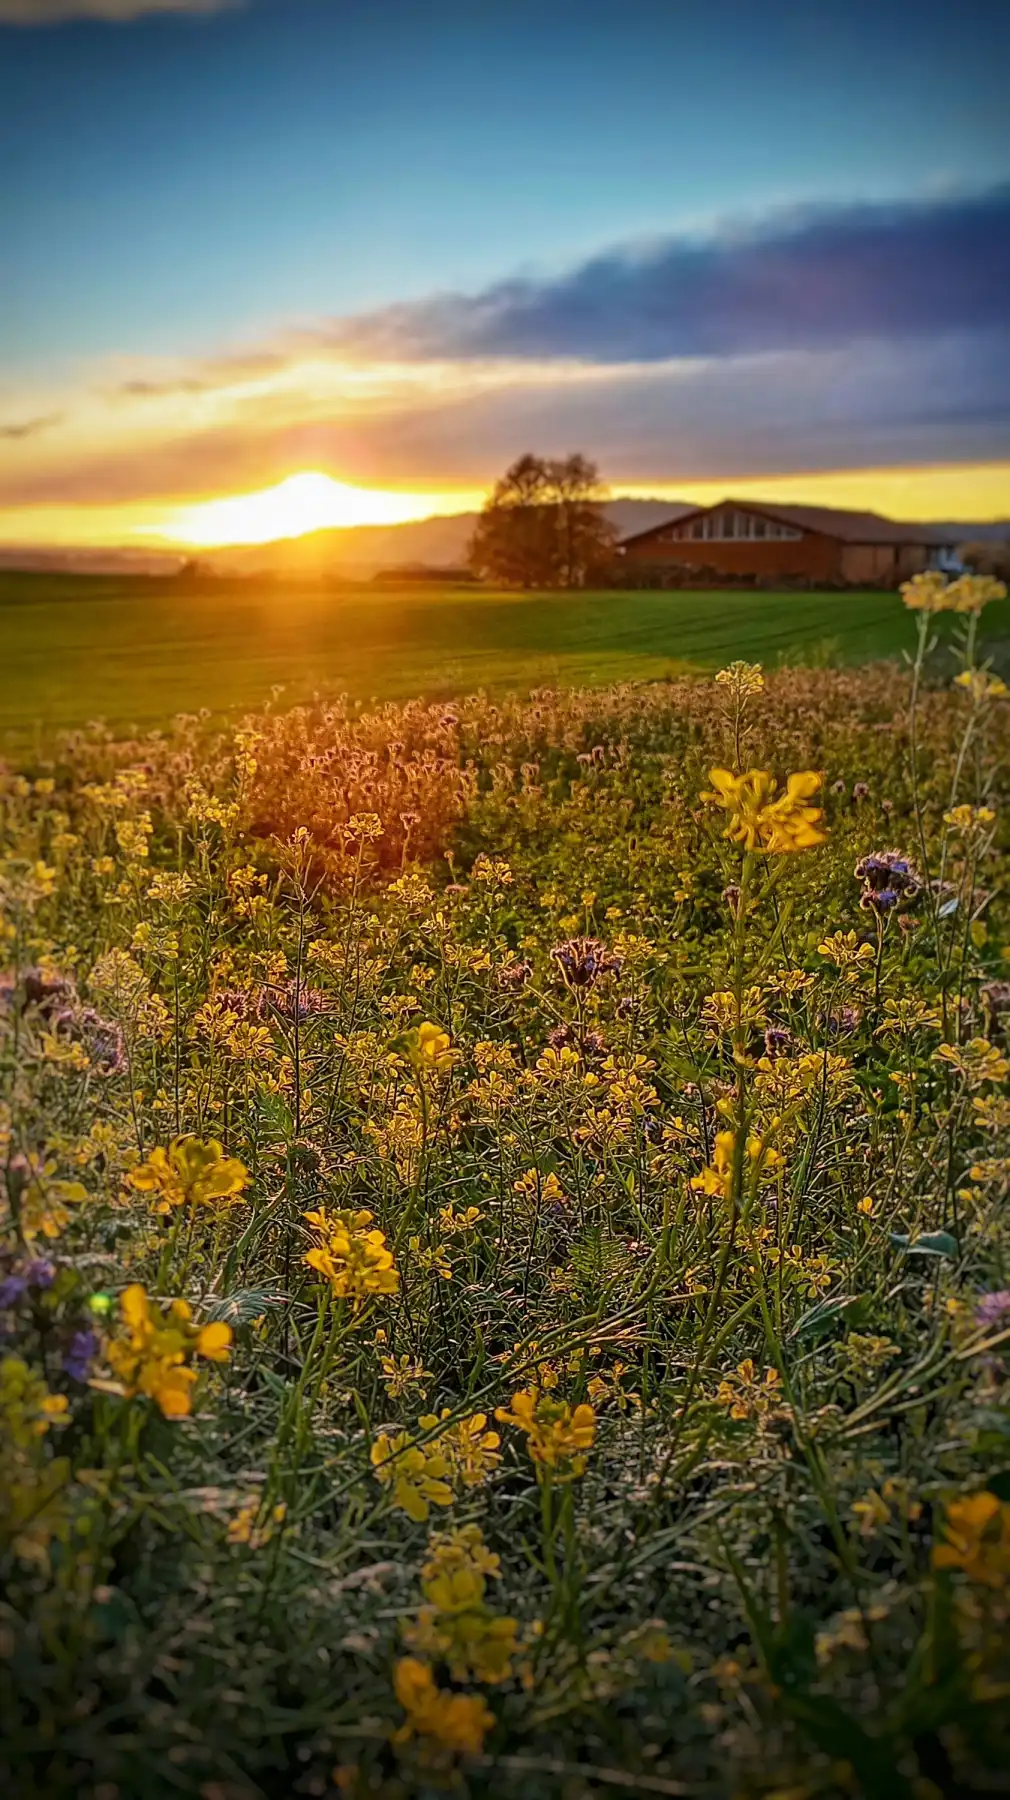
[
  {"x1": 0, "y1": 500, "x2": 1007, "y2": 581},
  {"x1": 205, "y1": 498, "x2": 692, "y2": 578},
  {"x1": 0, "y1": 546, "x2": 185, "y2": 576}
]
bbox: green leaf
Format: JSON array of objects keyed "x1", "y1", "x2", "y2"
[
  {"x1": 791, "y1": 1293, "x2": 861, "y2": 1339},
  {"x1": 890, "y1": 1230, "x2": 959, "y2": 1258},
  {"x1": 202, "y1": 1286, "x2": 289, "y2": 1325}
]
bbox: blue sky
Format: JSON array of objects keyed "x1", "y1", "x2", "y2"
[
  {"x1": 4, "y1": 0, "x2": 1009, "y2": 371},
  {"x1": 1, "y1": 0, "x2": 1009, "y2": 539}
]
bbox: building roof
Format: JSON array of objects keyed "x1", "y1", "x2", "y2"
[{"x1": 620, "y1": 497, "x2": 957, "y2": 549}]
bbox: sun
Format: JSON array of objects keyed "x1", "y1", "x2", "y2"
[{"x1": 156, "y1": 471, "x2": 473, "y2": 548}]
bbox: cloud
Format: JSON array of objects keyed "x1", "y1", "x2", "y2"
[
  {"x1": 0, "y1": 0, "x2": 239, "y2": 24},
  {"x1": 325, "y1": 185, "x2": 1010, "y2": 364},
  {"x1": 0, "y1": 412, "x2": 63, "y2": 440},
  {"x1": 3, "y1": 330, "x2": 1008, "y2": 505}
]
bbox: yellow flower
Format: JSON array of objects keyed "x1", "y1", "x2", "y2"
[
  {"x1": 900, "y1": 570, "x2": 952, "y2": 612},
  {"x1": 495, "y1": 1387, "x2": 596, "y2": 1481},
  {"x1": 715, "y1": 660, "x2": 765, "y2": 697},
  {"x1": 954, "y1": 669, "x2": 1008, "y2": 701},
  {"x1": 818, "y1": 930, "x2": 875, "y2": 968},
  {"x1": 702, "y1": 767, "x2": 826, "y2": 854},
  {"x1": 126, "y1": 1138, "x2": 249, "y2": 1214},
  {"x1": 417, "y1": 1020, "x2": 453, "y2": 1070},
  {"x1": 405, "y1": 1527, "x2": 519, "y2": 1686},
  {"x1": 392, "y1": 1657, "x2": 494, "y2": 1755},
  {"x1": 943, "y1": 803, "x2": 996, "y2": 836},
  {"x1": 714, "y1": 1360, "x2": 788, "y2": 1427},
  {"x1": 932, "y1": 1491, "x2": 1010, "y2": 1587},
  {"x1": 10, "y1": 1155, "x2": 89, "y2": 1242},
  {"x1": 381, "y1": 1354, "x2": 433, "y2": 1398},
  {"x1": 935, "y1": 1038, "x2": 1010, "y2": 1087},
  {"x1": 902, "y1": 571, "x2": 1006, "y2": 614},
  {"x1": 0, "y1": 1356, "x2": 69, "y2": 1448},
  {"x1": 99, "y1": 1284, "x2": 232, "y2": 1419},
  {"x1": 303, "y1": 1207, "x2": 399, "y2": 1302},
  {"x1": 421, "y1": 1410, "x2": 501, "y2": 1489},
  {"x1": 690, "y1": 1130, "x2": 781, "y2": 1200},
  {"x1": 370, "y1": 1427, "x2": 454, "y2": 1522}
]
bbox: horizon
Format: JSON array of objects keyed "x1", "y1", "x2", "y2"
[{"x1": 3, "y1": 0, "x2": 1009, "y2": 552}]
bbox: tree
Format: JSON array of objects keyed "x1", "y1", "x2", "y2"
[
  {"x1": 958, "y1": 540, "x2": 1010, "y2": 582},
  {"x1": 468, "y1": 453, "x2": 616, "y2": 588}
]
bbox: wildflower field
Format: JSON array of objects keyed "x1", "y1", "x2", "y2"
[{"x1": 3, "y1": 572, "x2": 1010, "y2": 1800}]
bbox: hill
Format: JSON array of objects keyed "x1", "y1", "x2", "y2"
[{"x1": 204, "y1": 498, "x2": 693, "y2": 578}]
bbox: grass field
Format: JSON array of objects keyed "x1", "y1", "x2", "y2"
[{"x1": 6, "y1": 570, "x2": 1006, "y2": 743}]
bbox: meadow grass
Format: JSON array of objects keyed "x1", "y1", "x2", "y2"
[
  {"x1": 5, "y1": 570, "x2": 1007, "y2": 741},
  {"x1": 2, "y1": 578, "x2": 1010, "y2": 1798}
]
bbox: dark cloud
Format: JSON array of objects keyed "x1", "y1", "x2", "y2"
[
  {"x1": 0, "y1": 412, "x2": 63, "y2": 440},
  {"x1": 326, "y1": 186, "x2": 1010, "y2": 364}
]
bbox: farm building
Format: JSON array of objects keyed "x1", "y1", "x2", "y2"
[{"x1": 616, "y1": 499, "x2": 958, "y2": 584}]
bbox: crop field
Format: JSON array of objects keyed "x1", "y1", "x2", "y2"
[
  {"x1": 6, "y1": 571, "x2": 1008, "y2": 743},
  {"x1": 3, "y1": 572, "x2": 1010, "y2": 1799}
]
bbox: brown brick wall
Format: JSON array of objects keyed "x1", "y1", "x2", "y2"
[{"x1": 621, "y1": 531, "x2": 842, "y2": 580}]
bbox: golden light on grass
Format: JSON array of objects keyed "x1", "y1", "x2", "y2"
[{"x1": 156, "y1": 471, "x2": 482, "y2": 547}]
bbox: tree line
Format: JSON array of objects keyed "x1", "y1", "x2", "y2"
[{"x1": 468, "y1": 453, "x2": 616, "y2": 589}]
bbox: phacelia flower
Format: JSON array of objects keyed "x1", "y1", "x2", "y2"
[
  {"x1": 63, "y1": 1329, "x2": 99, "y2": 1383},
  {"x1": 550, "y1": 936, "x2": 621, "y2": 989},
  {"x1": 303, "y1": 1207, "x2": 399, "y2": 1302},
  {"x1": 854, "y1": 850, "x2": 922, "y2": 917},
  {"x1": 702, "y1": 768, "x2": 826, "y2": 854},
  {"x1": 126, "y1": 1137, "x2": 250, "y2": 1214},
  {"x1": 497, "y1": 959, "x2": 532, "y2": 990},
  {"x1": 0, "y1": 1258, "x2": 56, "y2": 1308},
  {"x1": 975, "y1": 1290, "x2": 1010, "y2": 1329}
]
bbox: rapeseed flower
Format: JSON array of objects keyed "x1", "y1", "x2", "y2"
[
  {"x1": 495, "y1": 1387, "x2": 595, "y2": 1480},
  {"x1": 370, "y1": 1426, "x2": 454, "y2": 1521},
  {"x1": 702, "y1": 768, "x2": 826, "y2": 854},
  {"x1": 98, "y1": 1284, "x2": 232, "y2": 1419},
  {"x1": 126, "y1": 1137, "x2": 249, "y2": 1214},
  {"x1": 933, "y1": 1491, "x2": 1010, "y2": 1587},
  {"x1": 392, "y1": 1656, "x2": 494, "y2": 1754},
  {"x1": 690, "y1": 1130, "x2": 781, "y2": 1200},
  {"x1": 303, "y1": 1207, "x2": 399, "y2": 1303}
]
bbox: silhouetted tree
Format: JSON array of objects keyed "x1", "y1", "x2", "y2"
[{"x1": 468, "y1": 453, "x2": 615, "y2": 588}]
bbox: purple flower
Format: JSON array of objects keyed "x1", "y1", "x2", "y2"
[
  {"x1": 854, "y1": 850, "x2": 922, "y2": 916},
  {"x1": 0, "y1": 1257, "x2": 56, "y2": 1308},
  {"x1": 975, "y1": 1290, "x2": 1010, "y2": 1329},
  {"x1": 497, "y1": 959, "x2": 532, "y2": 991},
  {"x1": 259, "y1": 981, "x2": 327, "y2": 1023},
  {"x1": 64, "y1": 1328, "x2": 99, "y2": 1383},
  {"x1": 51, "y1": 1005, "x2": 125, "y2": 1076},
  {"x1": 0, "y1": 966, "x2": 74, "y2": 1019},
  {"x1": 0, "y1": 1271, "x2": 28, "y2": 1308},
  {"x1": 550, "y1": 936, "x2": 621, "y2": 990}
]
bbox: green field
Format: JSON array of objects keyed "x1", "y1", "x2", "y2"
[{"x1": 4, "y1": 570, "x2": 1007, "y2": 742}]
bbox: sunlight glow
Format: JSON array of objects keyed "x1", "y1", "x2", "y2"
[{"x1": 156, "y1": 471, "x2": 481, "y2": 547}]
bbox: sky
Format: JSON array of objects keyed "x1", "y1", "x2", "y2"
[{"x1": 2, "y1": 0, "x2": 1009, "y2": 546}]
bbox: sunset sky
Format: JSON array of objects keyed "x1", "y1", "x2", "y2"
[{"x1": 2, "y1": 0, "x2": 1009, "y2": 548}]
